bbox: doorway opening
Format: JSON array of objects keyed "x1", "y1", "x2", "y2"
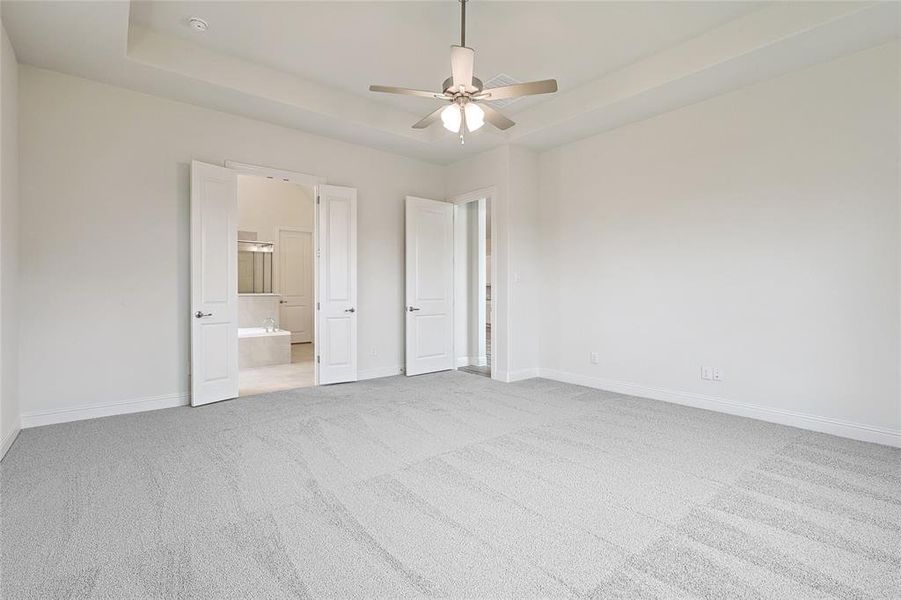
[
  {"x1": 191, "y1": 160, "x2": 357, "y2": 406},
  {"x1": 236, "y1": 174, "x2": 316, "y2": 396},
  {"x1": 455, "y1": 196, "x2": 492, "y2": 378}
]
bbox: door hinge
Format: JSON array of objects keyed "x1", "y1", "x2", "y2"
[
  {"x1": 316, "y1": 355, "x2": 320, "y2": 364},
  {"x1": 316, "y1": 195, "x2": 320, "y2": 205},
  {"x1": 316, "y1": 249, "x2": 321, "y2": 258},
  {"x1": 316, "y1": 302, "x2": 320, "y2": 310}
]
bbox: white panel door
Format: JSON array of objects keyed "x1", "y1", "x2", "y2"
[
  {"x1": 317, "y1": 185, "x2": 357, "y2": 384},
  {"x1": 278, "y1": 228, "x2": 313, "y2": 343},
  {"x1": 405, "y1": 196, "x2": 455, "y2": 376},
  {"x1": 190, "y1": 161, "x2": 239, "y2": 406}
]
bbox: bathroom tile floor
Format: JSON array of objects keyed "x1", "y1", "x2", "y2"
[{"x1": 239, "y1": 342, "x2": 315, "y2": 396}]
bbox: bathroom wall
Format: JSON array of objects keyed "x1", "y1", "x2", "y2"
[
  {"x1": 239, "y1": 295, "x2": 280, "y2": 329},
  {"x1": 237, "y1": 175, "x2": 314, "y2": 243},
  {"x1": 237, "y1": 174, "x2": 314, "y2": 330}
]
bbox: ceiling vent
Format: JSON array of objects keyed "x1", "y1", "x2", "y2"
[{"x1": 482, "y1": 74, "x2": 525, "y2": 109}]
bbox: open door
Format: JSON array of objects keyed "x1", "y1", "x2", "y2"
[
  {"x1": 190, "y1": 161, "x2": 239, "y2": 406},
  {"x1": 317, "y1": 185, "x2": 358, "y2": 384},
  {"x1": 405, "y1": 196, "x2": 455, "y2": 376}
]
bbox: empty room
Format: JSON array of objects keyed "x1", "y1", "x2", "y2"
[{"x1": 0, "y1": 1, "x2": 898, "y2": 599}]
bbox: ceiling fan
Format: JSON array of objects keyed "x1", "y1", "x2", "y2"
[{"x1": 369, "y1": 0, "x2": 558, "y2": 142}]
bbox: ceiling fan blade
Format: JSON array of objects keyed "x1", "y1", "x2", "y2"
[
  {"x1": 369, "y1": 85, "x2": 447, "y2": 100},
  {"x1": 479, "y1": 79, "x2": 558, "y2": 101},
  {"x1": 450, "y1": 45, "x2": 474, "y2": 91},
  {"x1": 412, "y1": 105, "x2": 447, "y2": 129},
  {"x1": 479, "y1": 103, "x2": 515, "y2": 131}
]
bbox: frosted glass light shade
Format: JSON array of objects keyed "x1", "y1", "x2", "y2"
[
  {"x1": 441, "y1": 105, "x2": 462, "y2": 132},
  {"x1": 464, "y1": 103, "x2": 485, "y2": 132}
]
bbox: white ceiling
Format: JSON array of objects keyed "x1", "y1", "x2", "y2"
[
  {"x1": 2, "y1": 1, "x2": 898, "y2": 164},
  {"x1": 131, "y1": 1, "x2": 760, "y2": 115}
]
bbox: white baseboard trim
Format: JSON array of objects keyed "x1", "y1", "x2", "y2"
[
  {"x1": 20, "y1": 368, "x2": 894, "y2": 447},
  {"x1": 1, "y1": 423, "x2": 21, "y2": 460},
  {"x1": 538, "y1": 369, "x2": 901, "y2": 448},
  {"x1": 21, "y1": 392, "x2": 189, "y2": 429},
  {"x1": 496, "y1": 368, "x2": 540, "y2": 383},
  {"x1": 358, "y1": 365, "x2": 403, "y2": 381}
]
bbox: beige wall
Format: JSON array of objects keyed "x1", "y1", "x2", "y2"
[
  {"x1": 507, "y1": 146, "x2": 541, "y2": 377},
  {"x1": 9, "y1": 40, "x2": 901, "y2": 446},
  {"x1": 0, "y1": 21, "x2": 19, "y2": 457},
  {"x1": 538, "y1": 42, "x2": 900, "y2": 441},
  {"x1": 17, "y1": 66, "x2": 444, "y2": 422}
]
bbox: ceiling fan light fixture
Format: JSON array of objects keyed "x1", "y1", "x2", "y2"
[
  {"x1": 368, "y1": 0, "x2": 557, "y2": 140},
  {"x1": 441, "y1": 104, "x2": 462, "y2": 133},
  {"x1": 464, "y1": 102, "x2": 484, "y2": 132}
]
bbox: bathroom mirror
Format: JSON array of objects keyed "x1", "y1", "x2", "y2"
[{"x1": 238, "y1": 240, "x2": 274, "y2": 294}]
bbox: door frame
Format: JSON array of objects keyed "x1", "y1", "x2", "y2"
[
  {"x1": 276, "y1": 225, "x2": 315, "y2": 343},
  {"x1": 225, "y1": 160, "x2": 325, "y2": 385},
  {"x1": 449, "y1": 186, "x2": 499, "y2": 381}
]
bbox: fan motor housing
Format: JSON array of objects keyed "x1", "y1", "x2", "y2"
[{"x1": 443, "y1": 76, "x2": 483, "y2": 95}]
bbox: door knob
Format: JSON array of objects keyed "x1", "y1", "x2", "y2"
[
  {"x1": 408, "y1": 306, "x2": 421, "y2": 312},
  {"x1": 195, "y1": 311, "x2": 212, "y2": 318},
  {"x1": 345, "y1": 307, "x2": 356, "y2": 313}
]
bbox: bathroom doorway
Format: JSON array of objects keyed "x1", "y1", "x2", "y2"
[
  {"x1": 235, "y1": 170, "x2": 317, "y2": 396},
  {"x1": 191, "y1": 160, "x2": 357, "y2": 406}
]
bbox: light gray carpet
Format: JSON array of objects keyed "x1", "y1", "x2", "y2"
[{"x1": 2, "y1": 372, "x2": 899, "y2": 599}]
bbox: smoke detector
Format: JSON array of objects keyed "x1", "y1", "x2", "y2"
[{"x1": 188, "y1": 17, "x2": 208, "y2": 32}]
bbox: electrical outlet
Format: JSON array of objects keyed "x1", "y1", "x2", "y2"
[
  {"x1": 701, "y1": 366, "x2": 713, "y2": 381},
  {"x1": 590, "y1": 352, "x2": 600, "y2": 365},
  {"x1": 712, "y1": 368, "x2": 722, "y2": 381},
  {"x1": 369, "y1": 346, "x2": 377, "y2": 356}
]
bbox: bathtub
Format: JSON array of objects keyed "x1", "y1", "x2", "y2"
[
  {"x1": 238, "y1": 327, "x2": 291, "y2": 368},
  {"x1": 238, "y1": 327, "x2": 290, "y2": 339}
]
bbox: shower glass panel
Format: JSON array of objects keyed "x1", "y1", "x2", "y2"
[{"x1": 238, "y1": 240, "x2": 274, "y2": 293}]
